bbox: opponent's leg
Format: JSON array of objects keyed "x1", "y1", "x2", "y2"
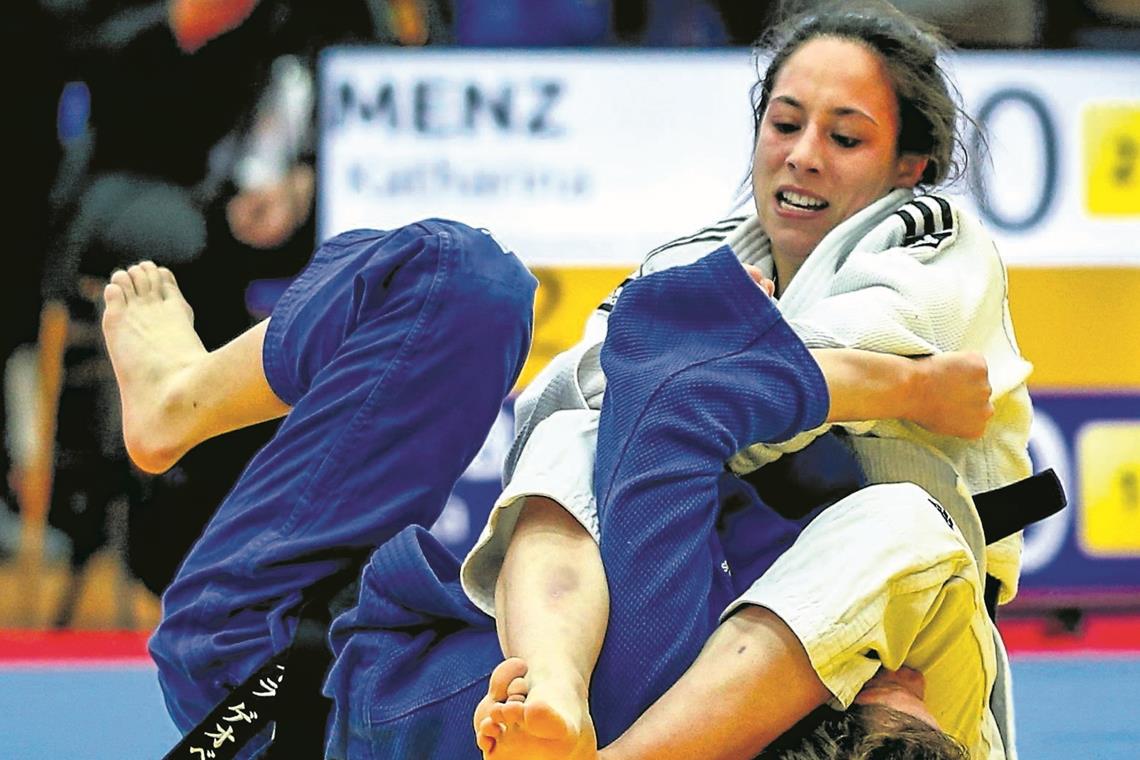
[
  {"x1": 102, "y1": 260, "x2": 289, "y2": 473},
  {"x1": 475, "y1": 496, "x2": 604, "y2": 759},
  {"x1": 150, "y1": 222, "x2": 536, "y2": 734}
]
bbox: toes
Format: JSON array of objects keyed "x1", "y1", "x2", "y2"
[
  {"x1": 157, "y1": 266, "x2": 181, "y2": 299},
  {"x1": 490, "y1": 700, "x2": 525, "y2": 727},
  {"x1": 473, "y1": 692, "x2": 495, "y2": 734},
  {"x1": 502, "y1": 701, "x2": 525, "y2": 725},
  {"x1": 110, "y1": 269, "x2": 134, "y2": 299},
  {"x1": 139, "y1": 260, "x2": 163, "y2": 296},
  {"x1": 506, "y1": 677, "x2": 528, "y2": 699},
  {"x1": 487, "y1": 658, "x2": 529, "y2": 702},
  {"x1": 476, "y1": 733, "x2": 494, "y2": 754},
  {"x1": 127, "y1": 264, "x2": 151, "y2": 296},
  {"x1": 103, "y1": 282, "x2": 126, "y2": 311},
  {"x1": 475, "y1": 716, "x2": 501, "y2": 753}
]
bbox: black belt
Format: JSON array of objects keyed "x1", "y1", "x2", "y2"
[
  {"x1": 163, "y1": 566, "x2": 362, "y2": 760},
  {"x1": 741, "y1": 432, "x2": 1068, "y2": 620},
  {"x1": 740, "y1": 431, "x2": 1067, "y2": 545}
]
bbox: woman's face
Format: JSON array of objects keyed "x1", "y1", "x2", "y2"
[{"x1": 752, "y1": 36, "x2": 927, "y2": 265}]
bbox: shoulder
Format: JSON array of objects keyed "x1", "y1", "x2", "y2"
[
  {"x1": 598, "y1": 214, "x2": 748, "y2": 313},
  {"x1": 639, "y1": 214, "x2": 749, "y2": 275},
  {"x1": 863, "y1": 193, "x2": 996, "y2": 262},
  {"x1": 886, "y1": 194, "x2": 960, "y2": 251}
]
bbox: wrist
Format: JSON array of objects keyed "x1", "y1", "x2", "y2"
[{"x1": 903, "y1": 356, "x2": 932, "y2": 424}]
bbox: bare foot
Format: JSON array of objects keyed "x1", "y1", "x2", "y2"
[
  {"x1": 474, "y1": 657, "x2": 528, "y2": 754},
  {"x1": 475, "y1": 658, "x2": 597, "y2": 760},
  {"x1": 101, "y1": 261, "x2": 207, "y2": 473}
]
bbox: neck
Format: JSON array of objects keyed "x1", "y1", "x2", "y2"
[{"x1": 771, "y1": 250, "x2": 807, "y2": 297}]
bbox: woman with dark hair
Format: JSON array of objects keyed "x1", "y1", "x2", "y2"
[{"x1": 460, "y1": 3, "x2": 1033, "y2": 759}]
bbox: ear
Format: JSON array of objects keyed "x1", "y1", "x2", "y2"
[{"x1": 893, "y1": 153, "x2": 929, "y2": 188}]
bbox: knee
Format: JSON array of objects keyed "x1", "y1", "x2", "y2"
[
  {"x1": 424, "y1": 219, "x2": 537, "y2": 349},
  {"x1": 429, "y1": 220, "x2": 536, "y2": 315}
]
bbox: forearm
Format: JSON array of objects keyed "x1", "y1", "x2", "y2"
[
  {"x1": 811, "y1": 348, "x2": 923, "y2": 425},
  {"x1": 811, "y1": 348, "x2": 993, "y2": 439},
  {"x1": 600, "y1": 606, "x2": 830, "y2": 760}
]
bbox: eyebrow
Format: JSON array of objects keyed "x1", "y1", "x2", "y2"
[{"x1": 771, "y1": 95, "x2": 879, "y2": 125}]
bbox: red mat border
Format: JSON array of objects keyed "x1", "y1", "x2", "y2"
[
  {"x1": 1, "y1": 616, "x2": 1138, "y2": 665},
  {"x1": 0, "y1": 630, "x2": 152, "y2": 665}
]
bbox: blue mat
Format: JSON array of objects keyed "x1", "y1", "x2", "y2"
[{"x1": 1, "y1": 657, "x2": 1136, "y2": 758}]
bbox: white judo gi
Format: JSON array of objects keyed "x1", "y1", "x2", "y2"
[{"x1": 461, "y1": 188, "x2": 1034, "y2": 759}]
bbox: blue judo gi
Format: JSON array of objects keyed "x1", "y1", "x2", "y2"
[
  {"x1": 149, "y1": 220, "x2": 537, "y2": 750},
  {"x1": 323, "y1": 247, "x2": 831, "y2": 758}
]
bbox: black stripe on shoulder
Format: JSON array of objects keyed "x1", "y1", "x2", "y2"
[
  {"x1": 662, "y1": 233, "x2": 728, "y2": 248},
  {"x1": 929, "y1": 195, "x2": 954, "y2": 231},
  {"x1": 913, "y1": 199, "x2": 936, "y2": 236},
  {"x1": 638, "y1": 215, "x2": 745, "y2": 273},
  {"x1": 641, "y1": 235, "x2": 724, "y2": 273},
  {"x1": 913, "y1": 196, "x2": 951, "y2": 234},
  {"x1": 645, "y1": 216, "x2": 747, "y2": 256},
  {"x1": 892, "y1": 209, "x2": 917, "y2": 239}
]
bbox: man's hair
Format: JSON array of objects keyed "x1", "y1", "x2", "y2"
[{"x1": 757, "y1": 704, "x2": 970, "y2": 760}]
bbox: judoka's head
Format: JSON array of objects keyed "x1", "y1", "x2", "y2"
[
  {"x1": 851, "y1": 666, "x2": 939, "y2": 730},
  {"x1": 749, "y1": 2, "x2": 965, "y2": 281},
  {"x1": 759, "y1": 672, "x2": 968, "y2": 758}
]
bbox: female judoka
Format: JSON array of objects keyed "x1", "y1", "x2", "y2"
[{"x1": 467, "y1": 4, "x2": 1031, "y2": 759}]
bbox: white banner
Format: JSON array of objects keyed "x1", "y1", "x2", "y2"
[{"x1": 319, "y1": 49, "x2": 1140, "y2": 267}]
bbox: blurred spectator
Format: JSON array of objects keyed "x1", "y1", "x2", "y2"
[
  {"x1": 3, "y1": 2, "x2": 65, "y2": 560},
  {"x1": 454, "y1": 0, "x2": 612, "y2": 45},
  {"x1": 890, "y1": 0, "x2": 1043, "y2": 47},
  {"x1": 710, "y1": 0, "x2": 777, "y2": 45},
  {"x1": 28, "y1": 0, "x2": 430, "y2": 620},
  {"x1": 632, "y1": 0, "x2": 731, "y2": 46},
  {"x1": 451, "y1": 0, "x2": 735, "y2": 48}
]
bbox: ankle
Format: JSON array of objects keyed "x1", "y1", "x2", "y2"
[
  {"x1": 526, "y1": 661, "x2": 590, "y2": 698},
  {"x1": 123, "y1": 365, "x2": 201, "y2": 473}
]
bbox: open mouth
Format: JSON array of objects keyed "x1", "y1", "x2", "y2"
[{"x1": 776, "y1": 190, "x2": 829, "y2": 212}]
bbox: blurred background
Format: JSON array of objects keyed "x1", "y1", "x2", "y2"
[{"x1": 1, "y1": 0, "x2": 1137, "y2": 757}]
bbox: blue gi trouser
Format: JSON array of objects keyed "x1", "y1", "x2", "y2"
[
  {"x1": 324, "y1": 247, "x2": 829, "y2": 758},
  {"x1": 149, "y1": 220, "x2": 536, "y2": 739}
]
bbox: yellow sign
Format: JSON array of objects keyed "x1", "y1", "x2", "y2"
[
  {"x1": 514, "y1": 264, "x2": 1140, "y2": 392},
  {"x1": 1008, "y1": 267, "x2": 1140, "y2": 389},
  {"x1": 516, "y1": 265, "x2": 629, "y2": 388},
  {"x1": 1084, "y1": 102, "x2": 1140, "y2": 216},
  {"x1": 1077, "y1": 420, "x2": 1140, "y2": 557}
]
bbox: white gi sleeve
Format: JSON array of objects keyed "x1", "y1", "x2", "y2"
[
  {"x1": 770, "y1": 210, "x2": 1035, "y2": 607},
  {"x1": 724, "y1": 482, "x2": 999, "y2": 759}
]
